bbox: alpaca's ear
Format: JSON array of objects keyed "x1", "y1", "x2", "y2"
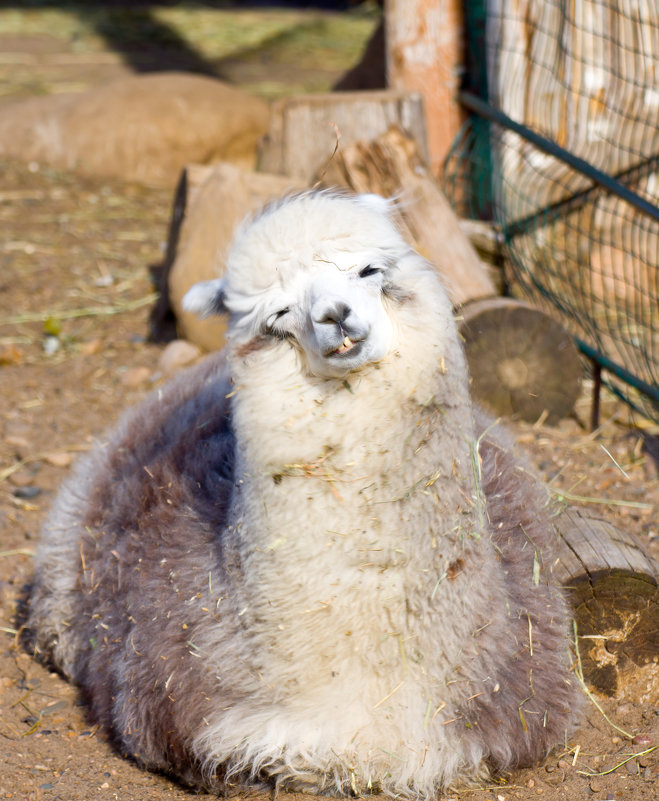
[
  {"x1": 355, "y1": 193, "x2": 392, "y2": 216},
  {"x1": 182, "y1": 279, "x2": 227, "y2": 318}
]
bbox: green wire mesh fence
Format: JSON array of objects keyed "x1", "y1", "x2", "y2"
[{"x1": 443, "y1": 0, "x2": 659, "y2": 422}]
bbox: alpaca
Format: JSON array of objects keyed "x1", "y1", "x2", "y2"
[{"x1": 28, "y1": 191, "x2": 580, "y2": 797}]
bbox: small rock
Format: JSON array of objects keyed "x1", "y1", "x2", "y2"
[
  {"x1": 119, "y1": 366, "x2": 151, "y2": 387},
  {"x1": 43, "y1": 335, "x2": 60, "y2": 355},
  {"x1": 13, "y1": 485, "x2": 42, "y2": 499},
  {"x1": 44, "y1": 451, "x2": 73, "y2": 468},
  {"x1": 643, "y1": 766, "x2": 654, "y2": 781},
  {"x1": 544, "y1": 764, "x2": 555, "y2": 773},
  {"x1": 18, "y1": 677, "x2": 41, "y2": 690},
  {"x1": 158, "y1": 339, "x2": 202, "y2": 375},
  {"x1": 632, "y1": 733, "x2": 652, "y2": 747},
  {"x1": 626, "y1": 759, "x2": 639, "y2": 776},
  {"x1": 589, "y1": 779, "x2": 602, "y2": 793},
  {"x1": 0, "y1": 344, "x2": 22, "y2": 366},
  {"x1": 526, "y1": 779, "x2": 535, "y2": 788},
  {"x1": 557, "y1": 759, "x2": 573, "y2": 771},
  {"x1": 81, "y1": 338, "x2": 103, "y2": 356}
]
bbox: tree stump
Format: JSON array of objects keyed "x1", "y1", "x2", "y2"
[
  {"x1": 554, "y1": 509, "x2": 659, "y2": 696},
  {"x1": 459, "y1": 297, "x2": 583, "y2": 424}
]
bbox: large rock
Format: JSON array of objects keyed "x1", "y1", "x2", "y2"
[
  {"x1": 166, "y1": 162, "x2": 304, "y2": 351},
  {"x1": 0, "y1": 72, "x2": 270, "y2": 187}
]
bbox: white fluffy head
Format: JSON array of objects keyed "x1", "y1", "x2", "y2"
[{"x1": 183, "y1": 191, "x2": 443, "y2": 378}]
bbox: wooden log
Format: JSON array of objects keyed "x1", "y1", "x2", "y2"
[
  {"x1": 554, "y1": 509, "x2": 659, "y2": 696},
  {"x1": 258, "y1": 90, "x2": 429, "y2": 182},
  {"x1": 385, "y1": 0, "x2": 466, "y2": 175},
  {"x1": 459, "y1": 297, "x2": 582, "y2": 424}
]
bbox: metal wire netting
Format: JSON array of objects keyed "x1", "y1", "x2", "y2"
[{"x1": 443, "y1": 0, "x2": 659, "y2": 421}]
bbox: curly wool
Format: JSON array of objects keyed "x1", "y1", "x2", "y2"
[{"x1": 28, "y1": 191, "x2": 580, "y2": 797}]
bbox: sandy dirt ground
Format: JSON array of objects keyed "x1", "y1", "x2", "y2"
[{"x1": 0, "y1": 6, "x2": 657, "y2": 801}]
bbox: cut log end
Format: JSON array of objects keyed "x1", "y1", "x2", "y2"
[
  {"x1": 554, "y1": 509, "x2": 659, "y2": 696},
  {"x1": 460, "y1": 297, "x2": 582, "y2": 424}
]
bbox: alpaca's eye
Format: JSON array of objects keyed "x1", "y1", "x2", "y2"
[
  {"x1": 359, "y1": 265, "x2": 381, "y2": 278},
  {"x1": 265, "y1": 308, "x2": 290, "y2": 332}
]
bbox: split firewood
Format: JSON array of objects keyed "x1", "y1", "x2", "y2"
[{"x1": 153, "y1": 162, "x2": 304, "y2": 351}]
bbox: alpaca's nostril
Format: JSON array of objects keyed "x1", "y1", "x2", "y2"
[{"x1": 316, "y1": 303, "x2": 351, "y2": 326}]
